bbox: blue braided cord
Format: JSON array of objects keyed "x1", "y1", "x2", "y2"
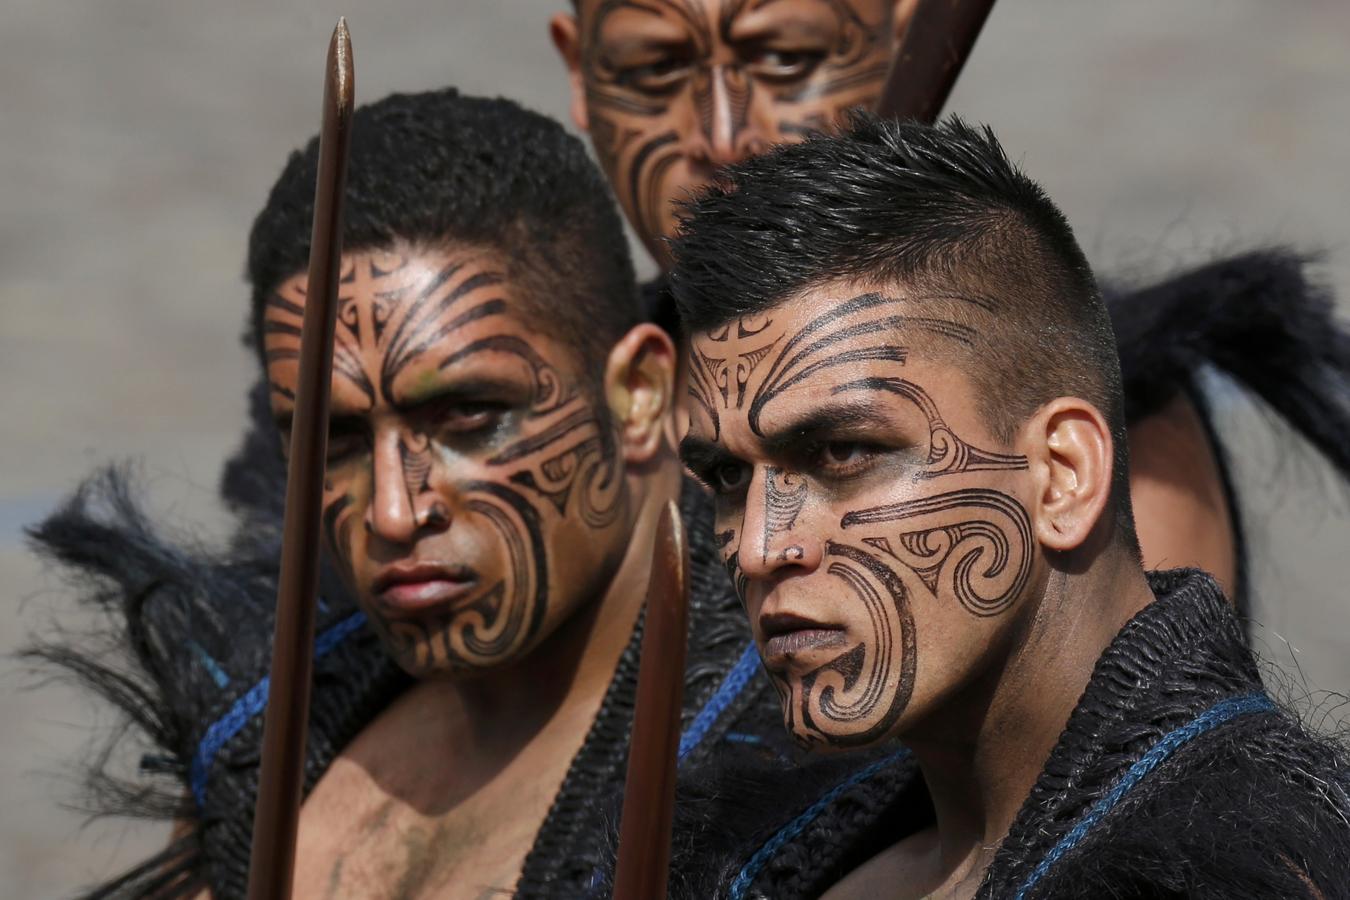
[
  {"x1": 678, "y1": 641, "x2": 761, "y2": 763},
  {"x1": 1012, "y1": 691, "x2": 1275, "y2": 900},
  {"x1": 189, "y1": 610, "x2": 367, "y2": 808},
  {"x1": 188, "y1": 639, "x2": 231, "y2": 688},
  {"x1": 729, "y1": 747, "x2": 912, "y2": 900}
]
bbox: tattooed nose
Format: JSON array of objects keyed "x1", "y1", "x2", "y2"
[
  {"x1": 689, "y1": 64, "x2": 761, "y2": 167},
  {"x1": 400, "y1": 435, "x2": 433, "y2": 495}
]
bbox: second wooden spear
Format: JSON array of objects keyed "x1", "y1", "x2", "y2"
[
  {"x1": 246, "y1": 18, "x2": 354, "y2": 900},
  {"x1": 877, "y1": 0, "x2": 998, "y2": 123},
  {"x1": 612, "y1": 500, "x2": 690, "y2": 900}
]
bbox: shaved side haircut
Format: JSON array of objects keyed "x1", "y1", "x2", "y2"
[{"x1": 670, "y1": 112, "x2": 1138, "y2": 548}]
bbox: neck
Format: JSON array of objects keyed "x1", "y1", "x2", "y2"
[
  {"x1": 462, "y1": 455, "x2": 683, "y2": 727},
  {"x1": 407, "y1": 454, "x2": 686, "y2": 761},
  {"x1": 903, "y1": 550, "x2": 1156, "y2": 886}
]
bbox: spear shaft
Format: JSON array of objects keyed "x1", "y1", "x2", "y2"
[
  {"x1": 612, "y1": 500, "x2": 690, "y2": 900},
  {"x1": 246, "y1": 19, "x2": 353, "y2": 900},
  {"x1": 877, "y1": 0, "x2": 998, "y2": 123}
]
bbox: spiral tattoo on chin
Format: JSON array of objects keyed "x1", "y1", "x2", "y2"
[{"x1": 783, "y1": 542, "x2": 917, "y2": 748}]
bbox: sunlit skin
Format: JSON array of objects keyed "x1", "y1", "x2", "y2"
[
  {"x1": 266, "y1": 247, "x2": 631, "y2": 678},
  {"x1": 552, "y1": 0, "x2": 1239, "y2": 599},
  {"x1": 258, "y1": 243, "x2": 681, "y2": 898},
  {"x1": 681, "y1": 281, "x2": 1156, "y2": 897}
]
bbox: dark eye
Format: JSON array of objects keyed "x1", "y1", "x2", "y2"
[
  {"x1": 812, "y1": 441, "x2": 880, "y2": 477},
  {"x1": 824, "y1": 442, "x2": 862, "y2": 464},
  {"x1": 614, "y1": 56, "x2": 693, "y2": 92},
  {"x1": 436, "y1": 402, "x2": 505, "y2": 434},
  {"x1": 745, "y1": 47, "x2": 824, "y2": 80},
  {"x1": 712, "y1": 461, "x2": 751, "y2": 494},
  {"x1": 324, "y1": 428, "x2": 370, "y2": 464}
]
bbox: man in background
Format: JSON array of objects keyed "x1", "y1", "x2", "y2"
[
  {"x1": 546, "y1": 0, "x2": 1350, "y2": 610},
  {"x1": 31, "y1": 88, "x2": 780, "y2": 899}
]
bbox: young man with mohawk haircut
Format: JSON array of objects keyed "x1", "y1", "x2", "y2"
[
  {"x1": 547, "y1": 0, "x2": 1350, "y2": 622},
  {"x1": 660, "y1": 113, "x2": 1350, "y2": 899}
]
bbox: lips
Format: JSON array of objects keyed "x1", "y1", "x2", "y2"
[
  {"x1": 372, "y1": 562, "x2": 479, "y2": 615},
  {"x1": 759, "y1": 611, "x2": 848, "y2": 669}
]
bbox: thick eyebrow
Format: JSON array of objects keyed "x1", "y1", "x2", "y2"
[
  {"x1": 390, "y1": 375, "x2": 527, "y2": 413},
  {"x1": 757, "y1": 398, "x2": 893, "y2": 457},
  {"x1": 272, "y1": 410, "x2": 365, "y2": 436}
]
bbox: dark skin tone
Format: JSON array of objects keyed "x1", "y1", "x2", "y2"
[
  {"x1": 682, "y1": 279, "x2": 1156, "y2": 897},
  {"x1": 247, "y1": 243, "x2": 682, "y2": 899},
  {"x1": 552, "y1": 0, "x2": 1239, "y2": 597}
]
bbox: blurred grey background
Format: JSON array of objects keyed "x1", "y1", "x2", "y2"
[{"x1": 2, "y1": 1, "x2": 1347, "y2": 895}]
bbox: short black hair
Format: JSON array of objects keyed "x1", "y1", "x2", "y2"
[
  {"x1": 246, "y1": 87, "x2": 638, "y2": 377},
  {"x1": 671, "y1": 112, "x2": 1137, "y2": 547}
]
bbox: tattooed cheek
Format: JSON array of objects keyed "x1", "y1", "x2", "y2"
[{"x1": 321, "y1": 492, "x2": 357, "y2": 573}]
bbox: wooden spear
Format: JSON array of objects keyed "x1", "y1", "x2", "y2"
[
  {"x1": 612, "y1": 500, "x2": 690, "y2": 900},
  {"x1": 246, "y1": 19, "x2": 354, "y2": 900},
  {"x1": 877, "y1": 0, "x2": 999, "y2": 123}
]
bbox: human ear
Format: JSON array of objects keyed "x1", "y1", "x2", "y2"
[
  {"x1": 1025, "y1": 398, "x2": 1115, "y2": 553},
  {"x1": 891, "y1": 0, "x2": 923, "y2": 46},
  {"x1": 604, "y1": 323, "x2": 677, "y2": 464},
  {"x1": 549, "y1": 12, "x2": 590, "y2": 133}
]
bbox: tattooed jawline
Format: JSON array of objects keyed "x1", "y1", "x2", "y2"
[
  {"x1": 776, "y1": 540, "x2": 917, "y2": 748},
  {"x1": 276, "y1": 255, "x2": 628, "y2": 673}
]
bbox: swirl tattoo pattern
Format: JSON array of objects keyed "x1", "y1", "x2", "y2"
[
  {"x1": 783, "y1": 541, "x2": 917, "y2": 748},
  {"x1": 265, "y1": 251, "x2": 627, "y2": 675},
  {"x1": 690, "y1": 289, "x2": 1035, "y2": 747}
]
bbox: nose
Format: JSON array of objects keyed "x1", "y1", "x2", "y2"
[
  {"x1": 685, "y1": 65, "x2": 767, "y2": 168},
  {"x1": 364, "y1": 429, "x2": 450, "y2": 544},
  {"x1": 736, "y1": 466, "x2": 823, "y2": 582}
]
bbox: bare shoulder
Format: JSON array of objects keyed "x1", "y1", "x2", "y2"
[{"x1": 1127, "y1": 392, "x2": 1237, "y2": 596}]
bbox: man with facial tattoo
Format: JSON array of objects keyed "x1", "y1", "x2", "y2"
[
  {"x1": 547, "y1": 0, "x2": 1350, "y2": 617},
  {"x1": 28, "y1": 89, "x2": 783, "y2": 898},
  {"x1": 654, "y1": 115, "x2": 1350, "y2": 898}
]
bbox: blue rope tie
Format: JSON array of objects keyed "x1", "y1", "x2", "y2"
[
  {"x1": 191, "y1": 626, "x2": 760, "y2": 808},
  {"x1": 729, "y1": 747, "x2": 912, "y2": 900},
  {"x1": 189, "y1": 609, "x2": 366, "y2": 808},
  {"x1": 678, "y1": 641, "x2": 761, "y2": 763},
  {"x1": 1012, "y1": 691, "x2": 1275, "y2": 899}
]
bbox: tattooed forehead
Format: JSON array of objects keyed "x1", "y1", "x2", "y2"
[
  {"x1": 686, "y1": 290, "x2": 997, "y2": 443},
  {"x1": 264, "y1": 249, "x2": 555, "y2": 410}
]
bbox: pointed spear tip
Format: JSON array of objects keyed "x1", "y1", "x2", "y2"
[{"x1": 330, "y1": 17, "x2": 354, "y2": 114}]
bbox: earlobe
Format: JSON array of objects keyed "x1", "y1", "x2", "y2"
[
  {"x1": 549, "y1": 13, "x2": 590, "y2": 133},
  {"x1": 604, "y1": 324, "x2": 677, "y2": 464},
  {"x1": 1029, "y1": 399, "x2": 1115, "y2": 554}
]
